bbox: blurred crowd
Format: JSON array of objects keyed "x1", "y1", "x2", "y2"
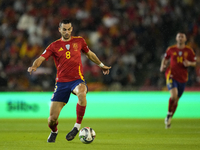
[{"x1": 0, "y1": 0, "x2": 200, "y2": 91}]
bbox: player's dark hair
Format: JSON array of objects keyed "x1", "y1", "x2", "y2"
[
  {"x1": 177, "y1": 30, "x2": 185, "y2": 35},
  {"x1": 59, "y1": 19, "x2": 72, "y2": 27}
]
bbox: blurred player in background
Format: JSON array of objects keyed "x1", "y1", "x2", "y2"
[
  {"x1": 160, "y1": 32, "x2": 196, "y2": 129},
  {"x1": 28, "y1": 19, "x2": 111, "y2": 142}
]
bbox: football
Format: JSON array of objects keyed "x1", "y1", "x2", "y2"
[{"x1": 79, "y1": 127, "x2": 96, "y2": 144}]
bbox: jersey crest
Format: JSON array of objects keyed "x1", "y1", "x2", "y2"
[
  {"x1": 184, "y1": 52, "x2": 188, "y2": 57},
  {"x1": 73, "y1": 43, "x2": 78, "y2": 51},
  {"x1": 65, "y1": 44, "x2": 70, "y2": 50}
]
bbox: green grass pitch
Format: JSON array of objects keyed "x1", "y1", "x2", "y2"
[{"x1": 0, "y1": 119, "x2": 199, "y2": 150}]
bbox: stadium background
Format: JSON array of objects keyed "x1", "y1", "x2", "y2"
[{"x1": 0, "y1": 0, "x2": 199, "y2": 119}]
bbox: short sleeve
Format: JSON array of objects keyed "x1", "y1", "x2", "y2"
[
  {"x1": 188, "y1": 48, "x2": 196, "y2": 62},
  {"x1": 41, "y1": 44, "x2": 53, "y2": 60},
  {"x1": 81, "y1": 38, "x2": 90, "y2": 53},
  {"x1": 164, "y1": 47, "x2": 171, "y2": 60}
]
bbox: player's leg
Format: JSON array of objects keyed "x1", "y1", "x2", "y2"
[
  {"x1": 169, "y1": 87, "x2": 179, "y2": 115},
  {"x1": 165, "y1": 78, "x2": 179, "y2": 128},
  {"x1": 66, "y1": 82, "x2": 87, "y2": 141},
  {"x1": 172, "y1": 82, "x2": 186, "y2": 116},
  {"x1": 165, "y1": 87, "x2": 179, "y2": 128},
  {"x1": 47, "y1": 82, "x2": 71, "y2": 142},
  {"x1": 48, "y1": 101, "x2": 65, "y2": 132},
  {"x1": 74, "y1": 83, "x2": 87, "y2": 125},
  {"x1": 47, "y1": 101, "x2": 65, "y2": 142}
]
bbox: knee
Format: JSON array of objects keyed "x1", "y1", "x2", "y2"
[
  {"x1": 48, "y1": 115, "x2": 58, "y2": 125},
  {"x1": 77, "y1": 92, "x2": 87, "y2": 105},
  {"x1": 170, "y1": 95, "x2": 178, "y2": 101},
  {"x1": 77, "y1": 92, "x2": 86, "y2": 100}
]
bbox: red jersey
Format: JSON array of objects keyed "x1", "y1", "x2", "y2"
[
  {"x1": 41, "y1": 36, "x2": 90, "y2": 82},
  {"x1": 164, "y1": 45, "x2": 196, "y2": 83}
]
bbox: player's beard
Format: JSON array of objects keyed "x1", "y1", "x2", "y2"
[
  {"x1": 63, "y1": 34, "x2": 71, "y2": 40},
  {"x1": 178, "y1": 41, "x2": 184, "y2": 45}
]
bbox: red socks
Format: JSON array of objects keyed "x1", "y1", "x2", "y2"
[
  {"x1": 76, "y1": 103, "x2": 86, "y2": 124},
  {"x1": 172, "y1": 103, "x2": 178, "y2": 116},
  {"x1": 48, "y1": 122, "x2": 58, "y2": 132},
  {"x1": 168, "y1": 98, "x2": 174, "y2": 113},
  {"x1": 168, "y1": 98, "x2": 178, "y2": 116}
]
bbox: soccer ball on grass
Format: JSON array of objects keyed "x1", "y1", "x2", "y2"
[{"x1": 79, "y1": 127, "x2": 96, "y2": 144}]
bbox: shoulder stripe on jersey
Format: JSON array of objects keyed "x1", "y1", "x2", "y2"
[
  {"x1": 72, "y1": 36, "x2": 82, "y2": 38},
  {"x1": 55, "y1": 38, "x2": 62, "y2": 42},
  {"x1": 185, "y1": 45, "x2": 195, "y2": 54},
  {"x1": 166, "y1": 45, "x2": 176, "y2": 52},
  {"x1": 45, "y1": 39, "x2": 61, "y2": 49}
]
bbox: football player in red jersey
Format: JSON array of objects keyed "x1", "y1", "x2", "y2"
[
  {"x1": 160, "y1": 32, "x2": 196, "y2": 129},
  {"x1": 28, "y1": 19, "x2": 111, "y2": 142}
]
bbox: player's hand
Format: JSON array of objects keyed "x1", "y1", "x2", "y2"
[
  {"x1": 27, "y1": 67, "x2": 37, "y2": 75},
  {"x1": 183, "y1": 59, "x2": 190, "y2": 67},
  {"x1": 101, "y1": 66, "x2": 111, "y2": 75}
]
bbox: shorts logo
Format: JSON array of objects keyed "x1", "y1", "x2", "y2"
[
  {"x1": 51, "y1": 94, "x2": 54, "y2": 99},
  {"x1": 73, "y1": 43, "x2": 78, "y2": 51},
  {"x1": 66, "y1": 44, "x2": 70, "y2": 50}
]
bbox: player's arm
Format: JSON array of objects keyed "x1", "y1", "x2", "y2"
[
  {"x1": 183, "y1": 48, "x2": 197, "y2": 67},
  {"x1": 160, "y1": 57, "x2": 169, "y2": 72},
  {"x1": 183, "y1": 59, "x2": 196, "y2": 67},
  {"x1": 84, "y1": 50, "x2": 111, "y2": 75},
  {"x1": 27, "y1": 56, "x2": 46, "y2": 75}
]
